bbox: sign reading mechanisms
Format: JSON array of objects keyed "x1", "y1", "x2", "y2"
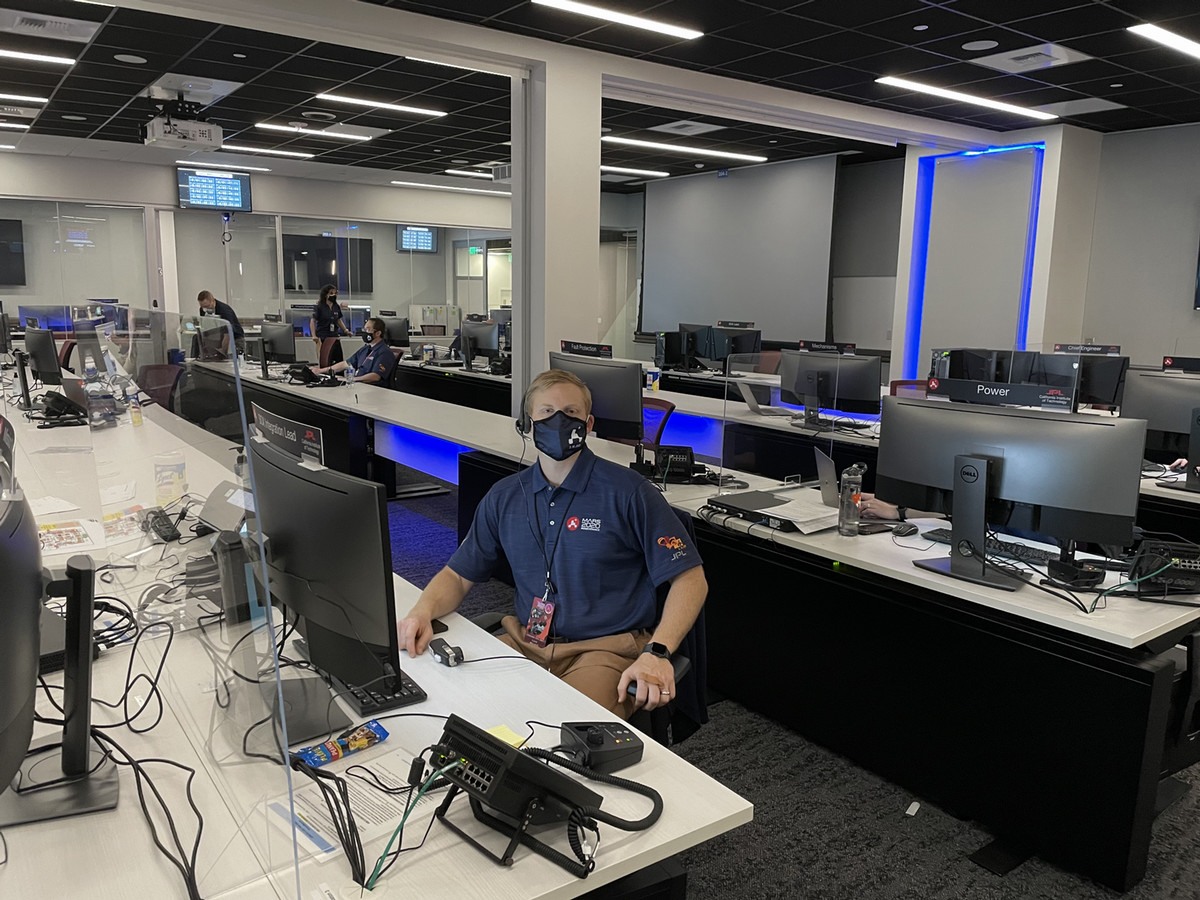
[
  {"x1": 797, "y1": 340, "x2": 856, "y2": 355},
  {"x1": 251, "y1": 403, "x2": 324, "y2": 465}
]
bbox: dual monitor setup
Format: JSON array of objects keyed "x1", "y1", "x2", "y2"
[
  {"x1": 930, "y1": 347, "x2": 1130, "y2": 412},
  {"x1": 656, "y1": 320, "x2": 762, "y2": 374}
]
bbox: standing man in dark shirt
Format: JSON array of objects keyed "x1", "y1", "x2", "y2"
[
  {"x1": 197, "y1": 290, "x2": 245, "y2": 355},
  {"x1": 311, "y1": 317, "x2": 395, "y2": 386},
  {"x1": 310, "y1": 283, "x2": 350, "y2": 366}
]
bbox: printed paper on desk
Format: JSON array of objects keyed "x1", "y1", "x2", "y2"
[{"x1": 764, "y1": 494, "x2": 839, "y2": 534}]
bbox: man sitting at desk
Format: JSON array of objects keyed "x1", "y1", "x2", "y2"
[
  {"x1": 398, "y1": 369, "x2": 708, "y2": 717},
  {"x1": 310, "y1": 317, "x2": 395, "y2": 386},
  {"x1": 197, "y1": 290, "x2": 245, "y2": 356}
]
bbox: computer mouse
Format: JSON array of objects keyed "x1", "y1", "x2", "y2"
[{"x1": 892, "y1": 522, "x2": 919, "y2": 537}]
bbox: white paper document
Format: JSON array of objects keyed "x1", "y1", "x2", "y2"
[{"x1": 763, "y1": 493, "x2": 839, "y2": 534}]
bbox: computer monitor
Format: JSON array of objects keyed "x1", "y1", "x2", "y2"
[
  {"x1": 0, "y1": 311, "x2": 10, "y2": 357},
  {"x1": 490, "y1": 308, "x2": 513, "y2": 328},
  {"x1": 548, "y1": 351, "x2": 643, "y2": 441},
  {"x1": 263, "y1": 312, "x2": 282, "y2": 324},
  {"x1": 875, "y1": 397, "x2": 1146, "y2": 590},
  {"x1": 248, "y1": 437, "x2": 421, "y2": 723},
  {"x1": 70, "y1": 319, "x2": 107, "y2": 377},
  {"x1": 0, "y1": 480, "x2": 41, "y2": 803},
  {"x1": 380, "y1": 316, "x2": 410, "y2": 348},
  {"x1": 286, "y1": 305, "x2": 312, "y2": 337},
  {"x1": 461, "y1": 320, "x2": 499, "y2": 368},
  {"x1": 261, "y1": 322, "x2": 296, "y2": 364},
  {"x1": 778, "y1": 350, "x2": 881, "y2": 426},
  {"x1": 1120, "y1": 370, "x2": 1200, "y2": 491},
  {"x1": 24, "y1": 327, "x2": 62, "y2": 386},
  {"x1": 711, "y1": 326, "x2": 762, "y2": 361},
  {"x1": 679, "y1": 323, "x2": 715, "y2": 360},
  {"x1": 656, "y1": 330, "x2": 698, "y2": 372},
  {"x1": 345, "y1": 305, "x2": 371, "y2": 334},
  {"x1": 1023, "y1": 353, "x2": 1129, "y2": 411},
  {"x1": 196, "y1": 320, "x2": 230, "y2": 361}
]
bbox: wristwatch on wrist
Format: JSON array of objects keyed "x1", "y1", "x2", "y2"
[
  {"x1": 896, "y1": 506, "x2": 908, "y2": 522},
  {"x1": 642, "y1": 641, "x2": 670, "y2": 659}
]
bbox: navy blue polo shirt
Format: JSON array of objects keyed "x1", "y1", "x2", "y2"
[
  {"x1": 346, "y1": 340, "x2": 395, "y2": 383},
  {"x1": 448, "y1": 446, "x2": 701, "y2": 640},
  {"x1": 312, "y1": 300, "x2": 345, "y2": 339}
]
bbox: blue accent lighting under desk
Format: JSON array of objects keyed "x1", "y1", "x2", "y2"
[
  {"x1": 661, "y1": 412, "x2": 724, "y2": 464},
  {"x1": 375, "y1": 422, "x2": 472, "y2": 484}
]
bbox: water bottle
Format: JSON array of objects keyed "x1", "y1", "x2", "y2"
[
  {"x1": 343, "y1": 367, "x2": 356, "y2": 390},
  {"x1": 82, "y1": 353, "x2": 110, "y2": 427},
  {"x1": 837, "y1": 462, "x2": 867, "y2": 536}
]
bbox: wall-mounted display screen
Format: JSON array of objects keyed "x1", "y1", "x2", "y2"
[
  {"x1": 397, "y1": 225, "x2": 437, "y2": 253},
  {"x1": 177, "y1": 167, "x2": 253, "y2": 212},
  {"x1": 0, "y1": 219, "x2": 26, "y2": 286}
]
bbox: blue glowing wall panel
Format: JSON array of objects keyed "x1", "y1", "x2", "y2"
[{"x1": 375, "y1": 422, "x2": 472, "y2": 485}]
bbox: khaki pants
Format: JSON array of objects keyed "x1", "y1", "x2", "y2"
[{"x1": 498, "y1": 616, "x2": 650, "y2": 720}]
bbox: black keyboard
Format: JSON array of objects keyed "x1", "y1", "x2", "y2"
[
  {"x1": 334, "y1": 670, "x2": 427, "y2": 716},
  {"x1": 921, "y1": 528, "x2": 1131, "y2": 571}
]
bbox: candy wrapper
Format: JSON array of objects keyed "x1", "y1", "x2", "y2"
[{"x1": 293, "y1": 719, "x2": 389, "y2": 768}]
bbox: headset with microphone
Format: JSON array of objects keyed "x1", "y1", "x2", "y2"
[{"x1": 515, "y1": 383, "x2": 533, "y2": 438}]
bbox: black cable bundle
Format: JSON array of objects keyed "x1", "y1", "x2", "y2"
[{"x1": 289, "y1": 757, "x2": 367, "y2": 885}]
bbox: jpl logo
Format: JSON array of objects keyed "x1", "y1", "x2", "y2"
[
  {"x1": 928, "y1": 378, "x2": 939, "y2": 391},
  {"x1": 566, "y1": 516, "x2": 580, "y2": 531}
]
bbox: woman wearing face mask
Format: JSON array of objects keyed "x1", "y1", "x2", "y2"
[
  {"x1": 397, "y1": 369, "x2": 708, "y2": 722},
  {"x1": 310, "y1": 283, "x2": 351, "y2": 366},
  {"x1": 309, "y1": 317, "x2": 396, "y2": 386}
]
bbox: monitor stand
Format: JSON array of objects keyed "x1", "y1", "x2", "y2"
[
  {"x1": 13, "y1": 350, "x2": 33, "y2": 411},
  {"x1": 1156, "y1": 406, "x2": 1200, "y2": 493},
  {"x1": 913, "y1": 454, "x2": 1029, "y2": 592}
]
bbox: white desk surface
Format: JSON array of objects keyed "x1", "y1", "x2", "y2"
[
  {"x1": 1139, "y1": 473, "x2": 1200, "y2": 506},
  {"x1": 3, "y1": 404, "x2": 753, "y2": 900}
]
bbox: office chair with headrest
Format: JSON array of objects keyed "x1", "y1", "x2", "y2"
[
  {"x1": 58, "y1": 339, "x2": 77, "y2": 373},
  {"x1": 614, "y1": 397, "x2": 676, "y2": 449},
  {"x1": 135, "y1": 364, "x2": 184, "y2": 413}
]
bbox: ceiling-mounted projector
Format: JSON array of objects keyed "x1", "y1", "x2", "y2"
[{"x1": 141, "y1": 116, "x2": 223, "y2": 150}]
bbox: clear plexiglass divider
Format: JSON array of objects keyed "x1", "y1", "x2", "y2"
[{"x1": 13, "y1": 308, "x2": 307, "y2": 898}]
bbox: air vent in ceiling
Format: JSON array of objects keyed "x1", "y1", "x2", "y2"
[
  {"x1": 647, "y1": 120, "x2": 724, "y2": 137},
  {"x1": 970, "y1": 42, "x2": 1093, "y2": 75},
  {"x1": 0, "y1": 10, "x2": 101, "y2": 43},
  {"x1": 491, "y1": 164, "x2": 513, "y2": 183},
  {"x1": 0, "y1": 106, "x2": 39, "y2": 119},
  {"x1": 1035, "y1": 98, "x2": 1126, "y2": 117}
]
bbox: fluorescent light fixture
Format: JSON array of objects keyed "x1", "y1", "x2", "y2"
[
  {"x1": 0, "y1": 93, "x2": 47, "y2": 104},
  {"x1": 220, "y1": 144, "x2": 315, "y2": 159},
  {"x1": 531, "y1": 0, "x2": 702, "y2": 40},
  {"x1": 875, "y1": 76, "x2": 1059, "y2": 121},
  {"x1": 175, "y1": 159, "x2": 271, "y2": 172},
  {"x1": 0, "y1": 123, "x2": 30, "y2": 130},
  {"x1": 256, "y1": 123, "x2": 372, "y2": 141},
  {"x1": 0, "y1": 49, "x2": 76, "y2": 66},
  {"x1": 391, "y1": 180, "x2": 511, "y2": 195},
  {"x1": 315, "y1": 93, "x2": 446, "y2": 118},
  {"x1": 601, "y1": 164, "x2": 670, "y2": 177},
  {"x1": 1128, "y1": 23, "x2": 1200, "y2": 61},
  {"x1": 405, "y1": 57, "x2": 510, "y2": 78},
  {"x1": 445, "y1": 168, "x2": 493, "y2": 179},
  {"x1": 600, "y1": 135, "x2": 767, "y2": 162},
  {"x1": 0, "y1": 144, "x2": 14, "y2": 150}
]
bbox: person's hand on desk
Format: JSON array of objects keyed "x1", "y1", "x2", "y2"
[
  {"x1": 858, "y1": 493, "x2": 903, "y2": 521},
  {"x1": 618, "y1": 654, "x2": 675, "y2": 711},
  {"x1": 398, "y1": 612, "x2": 435, "y2": 657}
]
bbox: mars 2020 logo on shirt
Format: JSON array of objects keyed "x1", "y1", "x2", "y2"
[{"x1": 566, "y1": 516, "x2": 601, "y2": 532}]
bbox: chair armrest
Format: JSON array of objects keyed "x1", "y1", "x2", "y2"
[{"x1": 470, "y1": 610, "x2": 506, "y2": 634}]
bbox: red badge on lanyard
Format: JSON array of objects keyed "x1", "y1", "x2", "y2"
[{"x1": 524, "y1": 596, "x2": 555, "y2": 647}]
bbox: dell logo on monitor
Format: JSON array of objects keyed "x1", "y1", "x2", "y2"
[{"x1": 959, "y1": 464, "x2": 980, "y2": 484}]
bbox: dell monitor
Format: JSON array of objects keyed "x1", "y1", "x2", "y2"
[
  {"x1": 548, "y1": 351, "x2": 644, "y2": 442},
  {"x1": 875, "y1": 397, "x2": 1146, "y2": 591},
  {"x1": 461, "y1": 320, "x2": 499, "y2": 369},
  {"x1": 778, "y1": 349, "x2": 881, "y2": 426},
  {"x1": 1120, "y1": 370, "x2": 1200, "y2": 492},
  {"x1": 380, "y1": 316, "x2": 410, "y2": 348},
  {"x1": 248, "y1": 437, "x2": 424, "y2": 725},
  {"x1": 259, "y1": 322, "x2": 296, "y2": 379},
  {"x1": 24, "y1": 327, "x2": 62, "y2": 386}
]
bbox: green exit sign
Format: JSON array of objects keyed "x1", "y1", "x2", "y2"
[{"x1": 468, "y1": 246, "x2": 482, "y2": 255}]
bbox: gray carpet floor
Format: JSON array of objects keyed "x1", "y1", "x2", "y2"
[{"x1": 387, "y1": 471, "x2": 1200, "y2": 899}]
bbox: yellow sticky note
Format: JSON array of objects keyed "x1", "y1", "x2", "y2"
[{"x1": 486, "y1": 724, "x2": 524, "y2": 747}]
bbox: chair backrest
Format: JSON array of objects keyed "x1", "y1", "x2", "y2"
[
  {"x1": 641, "y1": 396, "x2": 675, "y2": 447},
  {"x1": 889, "y1": 379, "x2": 928, "y2": 398},
  {"x1": 318, "y1": 337, "x2": 340, "y2": 369},
  {"x1": 58, "y1": 339, "x2": 76, "y2": 372},
  {"x1": 136, "y1": 364, "x2": 184, "y2": 412},
  {"x1": 753, "y1": 350, "x2": 781, "y2": 374}
]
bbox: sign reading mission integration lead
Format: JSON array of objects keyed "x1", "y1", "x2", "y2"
[{"x1": 251, "y1": 403, "x2": 325, "y2": 465}]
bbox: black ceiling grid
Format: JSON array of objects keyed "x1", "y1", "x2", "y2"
[{"x1": 2, "y1": 1, "x2": 1200, "y2": 192}]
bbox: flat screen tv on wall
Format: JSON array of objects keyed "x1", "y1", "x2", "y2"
[{"x1": 0, "y1": 220, "x2": 26, "y2": 286}]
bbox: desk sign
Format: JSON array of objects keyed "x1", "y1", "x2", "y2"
[
  {"x1": 251, "y1": 403, "x2": 324, "y2": 465},
  {"x1": 926, "y1": 377, "x2": 1073, "y2": 411},
  {"x1": 1053, "y1": 343, "x2": 1121, "y2": 355},
  {"x1": 560, "y1": 340, "x2": 613, "y2": 359},
  {"x1": 798, "y1": 340, "x2": 856, "y2": 355},
  {"x1": 1163, "y1": 356, "x2": 1200, "y2": 373}
]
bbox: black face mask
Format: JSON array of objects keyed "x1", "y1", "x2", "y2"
[
  {"x1": 532, "y1": 411, "x2": 587, "y2": 462},
  {"x1": 362, "y1": 331, "x2": 374, "y2": 344}
]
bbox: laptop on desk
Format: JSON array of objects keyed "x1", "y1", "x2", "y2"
[{"x1": 737, "y1": 381, "x2": 792, "y2": 417}]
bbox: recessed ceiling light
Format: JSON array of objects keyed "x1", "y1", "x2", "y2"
[
  {"x1": 531, "y1": 0, "x2": 702, "y2": 40},
  {"x1": 0, "y1": 144, "x2": 14, "y2": 150},
  {"x1": 315, "y1": 93, "x2": 446, "y2": 118},
  {"x1": 0, "y1": 48, "x2": 76, "y2": 66},
  {"x1": 175, "y1": 159, "x2": 271, "y2": 172},
  {"x1": 0, "y1": 123, "x2": 30, "y2": 130},
  {"x1": 600, "y1": 135, "x2": 767, "y2": 162},
  {"x1": 451, "y1": 158, "x2": 470, "y2": 164},
  {"x1": 61, "y1": 114, "x2": 87, "y2": 121},
  {"x1": 220, "y1": 144, "x2": 315, "y2": 158},
  {"x1": 391, "y1": 180, "x2": 511, "y2": 195},
  {"x1": 432, "y1": 149, "x2": 442, "y2": 153},
  {"x1": 875, "y1": 75, "x2": 1059, "y2": 121},
  {"x1": 694, "y1": 163, "x2": 704, "y2": 169},
  {"x1": 0, "y1": 92, "x2": 47, "y2": 104},
  {"x1": 1110, "y1": 82, "x2": 1124, "y2": 88},
  {"x1": 600, "y1": 165, "x2": 669, "y2": 178},
  {"x1": 113, "y1": 53, "x2": 147, "y2": 64},
  {"x1": 768, "y1": 139, "x2": 778, "y2": 144},
  {"x1": 405, "y1": 57, "x2": 509, "y2": 77},
  {"x1": 1128, "y1": 24, "x2": 1200, "y2": 61},
  {"x1": 256, "y1": 122, "x2": 372, "y2": 141},
  {"x1": 913, "y1": 24, "x2": 929, "y2": 32},
  {"x1": 962, "y1": 40, "x2": 999, "y2": 52},
  {"x1": 233, "y1": 53, "x2": 247, "y2": 59},
  {"x1": 445, "y1": 168, "x2": 493, "y2": 179},
  {"x1": 301, "y1": 111, "x2": 337, "y2": 121}
]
